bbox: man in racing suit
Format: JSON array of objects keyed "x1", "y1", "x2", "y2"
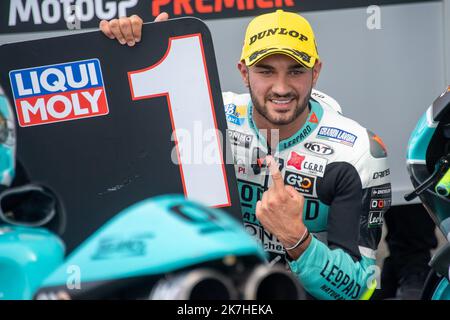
[
  {"x1": 100, "y1": 10, "x2": 391, "y2": 300},
  {"x1": 224, "y1": 86, "x2": 391, "y2": 300}
]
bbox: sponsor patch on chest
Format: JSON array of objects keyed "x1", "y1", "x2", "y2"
[
  {"x1": 317, "y1": 126, "x2": 357, "y2": 147},
  {"x1": 286, "y1": 151, "x2": 327, "y2": 177},
  {"x1": 228, "y1": 129, "x2": 253, "y2": 148},
  {"x1": 304, "y1": 141, "x2": 334, "y2": 155},
  {"x1": 224, "y1": 103, "x2": 246, "y2": 126},
  {"x1": 284, "y1": 170, "x2": 316, "y2": 195}
]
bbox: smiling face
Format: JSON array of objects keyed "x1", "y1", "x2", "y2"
[{"x1": 238, "y1": 54, "x2": 322, "y2": 128}]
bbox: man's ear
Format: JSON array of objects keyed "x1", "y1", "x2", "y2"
[
  {"x1": 237, "y1": 61, "x2": 249, "y2": 88},
  {"x1": 312, "y1": 60, "x2": 322, "y2": 87}
]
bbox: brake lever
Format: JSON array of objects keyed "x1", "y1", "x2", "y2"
[{"x1": 404, "y1": 155, "x2": 450, "y2": 201}]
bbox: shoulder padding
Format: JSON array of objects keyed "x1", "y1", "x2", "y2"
[{"x1": 311, "y1": 89, "x2": 343, "y2": 114}]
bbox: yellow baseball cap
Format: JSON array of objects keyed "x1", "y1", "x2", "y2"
[{"x1": 240, "y1": 10, "x2": 319, "y2": 68}]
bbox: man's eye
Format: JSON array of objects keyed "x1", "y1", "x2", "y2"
[
  {"x1": 289, "y1": 70, "x2": 304, "y2": 75},
  {"x1": 256, "y1": 68, "x2": 273, "y2": 74}
]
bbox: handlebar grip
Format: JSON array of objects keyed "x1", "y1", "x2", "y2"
[{"x1": 435, "y1": 169, "x2": 450, "y2": 196}]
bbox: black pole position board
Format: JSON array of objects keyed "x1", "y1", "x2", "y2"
[{"x1": 0, "y1": 18, "x2": 242, "y2": 253}]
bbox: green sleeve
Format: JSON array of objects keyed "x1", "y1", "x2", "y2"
[{"x1": 288, "y1": 236, "x2": 376, "y2": 300}]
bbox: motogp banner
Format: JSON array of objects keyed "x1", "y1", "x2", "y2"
[{"x1": 0, "y1": 0, "x2": 438, "y2": 34}]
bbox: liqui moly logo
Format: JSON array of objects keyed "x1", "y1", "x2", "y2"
[{"x1": 9, "y1": 59, "x2": 109, "y2": 127}]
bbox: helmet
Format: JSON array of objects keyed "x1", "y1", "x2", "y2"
[
  {"x1": 406, "y1": 86, "x2": 450, "y2": 241},
  {"x1": 0, "y1": 85, "x2": 15, "y2": 189}
]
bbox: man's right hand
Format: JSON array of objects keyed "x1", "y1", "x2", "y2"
[{"x1": 99, "y1": 12, "x2": 169, "y2": 46}]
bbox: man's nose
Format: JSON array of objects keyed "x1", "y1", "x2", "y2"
[{"x1": 271, "y1": 75, "x2": 291, "y2": 96}]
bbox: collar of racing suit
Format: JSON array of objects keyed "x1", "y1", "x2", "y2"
[{"x1": 247, "y1": 98, "x2": 324, "y2": 153}]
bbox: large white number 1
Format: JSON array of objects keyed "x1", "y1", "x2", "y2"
[{"x1": 128, "y1": 34, "x2": 231, "y2": 208}]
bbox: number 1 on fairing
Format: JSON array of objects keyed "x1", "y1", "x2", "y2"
[{"x1": 128, "y1": 34, "x2": 230, "y2": 208}]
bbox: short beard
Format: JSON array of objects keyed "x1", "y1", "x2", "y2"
[{"x1": 249, "y1": 85, "x2": 311, "y2": 126}]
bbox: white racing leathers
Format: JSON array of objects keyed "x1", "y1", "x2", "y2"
[{"x1": 223, "y1": 89, "x2": 391, "y2": 300}]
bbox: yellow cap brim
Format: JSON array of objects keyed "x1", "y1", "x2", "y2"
[{"x1": 243, "y1": 47, "x2": 317, "y2": 68}]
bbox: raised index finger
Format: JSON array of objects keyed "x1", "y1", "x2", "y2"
[{"x1": 267, "y1": 155, "x2": 285, "y2": 190}]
